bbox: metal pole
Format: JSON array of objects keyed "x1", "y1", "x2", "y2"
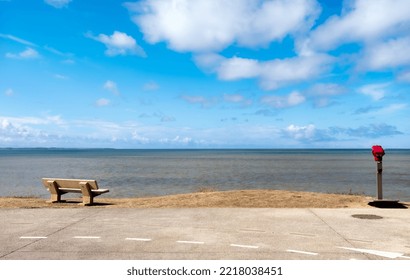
[{"x1": 377, "y1": 161, "x2": 383, "y2": 200}]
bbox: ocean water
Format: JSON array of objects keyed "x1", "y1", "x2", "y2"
[{"x1": 0, "y1": 149, "x2": 409, "y2": 201}]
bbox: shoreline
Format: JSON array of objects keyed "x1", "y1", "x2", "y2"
[{"x1": 0, "y1": 189, "x2": 390, "y2": 208}]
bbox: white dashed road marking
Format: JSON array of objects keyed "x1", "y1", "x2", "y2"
[
  {"x1": 286, "y1": 249, "x2": 318, "y2": 256},
  {"x1": 230, "y1": 244, "x2": 259, "y2": 249},
  {"x1": 16, "y1": 235, "x2": 408, "y2": 260},
  {"x1": 125, "y1": 238, "x2": 152, "y2": 242},
  {"x1": 177, "y1": 240, "x2": 205, "y2": 245},
  {"x1": 338, "y1": 247, "x2": 407, "y2": 259}
]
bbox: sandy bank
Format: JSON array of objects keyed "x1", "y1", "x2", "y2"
[{"x1": 0, "y1": 189, "x2": 384, "y2": 208}]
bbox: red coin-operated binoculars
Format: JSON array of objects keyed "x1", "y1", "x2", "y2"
[
  {"x1": 372, "y1": 145, "x2": 385, "y2": 200},
  {"x1": 370, "y1": 145, "x2": 399, "y2": 203},
  {"x1": 372, "y1": 145, "x2": 385, "y2": 162}
]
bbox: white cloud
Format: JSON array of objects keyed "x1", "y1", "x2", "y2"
[
  {"x1": 0, "y1": 117, "x2": 147, "y2": 147},
  {"x1": 355, "y1": 103, "x2": 407, "y2": 116},
  {"x1": 376, "y1": 103, "x2": 407, "y2": 115},
  {"x1": 126, "y1": 0, "x2": 320, "y2": 52},
  {"x1": 131, "y1": 131, "x2": 150, "y2": 144},
  {"x1": 1, "y1": 119, "x2": 11, "y2": 130},
  {"x1": 54, "y1": 74, "x2": 69, "y2": 80},
  {"x1": 0, "y1": 116, "x2": 68, "y2": 146},
  {"x1": 261, "y1": 91, "x2": 306, "y2": 108},
  {"x1": 342, "y1": 123, "x2": 403, "y2": 138},
  {"x1": 96, "y1": 98, "x2": 110, "y2": 107},
  {"x1": 301, "y1": 0, "x2": 410, "y2": 54},
  {"x1": 125, "y1": 0, "x2": 331, "y2": 90},
  {"x1": 5, "y1": 47, "x2": 40, "y2": 59},
  {"x1": 218, "y1": 57, "x2": 261, "y2": 80},
  {"x1": 358, "y1": 83, "x2": 390, "y2": 101},
  {"x1": 193, "y1": 53, "x2": 225, "y2": 73},
  {"x1": 309, "y1": 83, "x2": 345, "y2": 96},
  {"x1": 237, "y1": 0, "x2": 320, "y2": 48},
  {"x1": 103, "y1": 80, "x2": 120, "y2": 95},
  {"x1": 204, "y1": 54, "x2": 333, "y2": 90},
  {"x1": 5, "y1": 88, "x2": 13, "y2": 96},
  {"x1": 307, "y1": 83, "x2": 346, "y2": 107},
  {"x1": 44, "y1": 0, "x2": 72, "y2": 9},
  {"x1": 223, "y1": 94, "x2": 244, "y2": 103},
  {"x1": 87, "y1": 31, "x2": 146, "y2": 57},
  {"x1": 0, "y1": 119, "x2": 30, "y2": 143},
  {"x1": 0, "y1": 115, "x2": 188, "y2": 147},
  {"x1": 285, "y1": 124, "x2": 316, "y2": 140},
  {"x1": 20, "y1": 48, "x2": 39, "y2": 58},
  {"x1": 259, "y1": 54, "x2": 333, "y2": 90},
  {"x1": 0, "y1": 34, "x2": 37, "y2": 47},
  {"x1": 0, "y1": 115, "x2": 64, "y2": 126},
  {"x1": 44, "y1": 46, "x2": 74, "y2": 58},
  {"x1": 363, "y1": 36, "x2": 410, "y2": 70},
  {"x1": 223, "y1": 94, "x2": 253, "y2": 106},
  {"x1": 181, "y1": 95, "x2": 216, "y2": 108},
  {"x1": 44, "y1": 115, "x2": 65, "y2": 125},
  {"x1": 159, "y1": 135, "x2": 193, "y2": 145}
]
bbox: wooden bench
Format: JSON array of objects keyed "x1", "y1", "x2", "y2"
[{"x1": 42, "y1": 178, "x2": 109, "y2": 206}]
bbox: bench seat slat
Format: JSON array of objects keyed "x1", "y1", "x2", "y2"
[
  {"x1": 92, "y1": 189, "x2": 109, "y2": 194},
  {"x1": 59, "y1": 188, "x2": 82, "y2": 193},
  {"x1": 58, "y1": 188, "x2": 109, "y2": 194}
]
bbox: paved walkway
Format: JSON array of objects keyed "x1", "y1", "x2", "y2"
[{"x1": 1, "y1": 208, "x2": 409, "y2": 260}]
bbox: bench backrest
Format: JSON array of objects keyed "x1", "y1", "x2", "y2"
[{"x1": 42, "y1": 178, "x2": 99, "y2": 190}]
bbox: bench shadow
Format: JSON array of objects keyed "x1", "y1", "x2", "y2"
[
  {"x1": 90, "y1": 202, "x2": 114, "y2": 206},
  {"x1": 368, "y1": 201, "x2": 408, "y2": 209},
  {"x1": 53, "y1": 200, "x2": 114, "y2": 206}
]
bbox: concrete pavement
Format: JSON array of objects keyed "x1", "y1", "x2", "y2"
[{"x1": 1, "y1": 208, "x2": 409, "y2": 260}]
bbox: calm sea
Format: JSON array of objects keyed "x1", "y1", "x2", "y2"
[{"x1": 0, "y1": 149, "x2": 409, "y2": 201}]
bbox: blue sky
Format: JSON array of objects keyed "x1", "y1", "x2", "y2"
[{"x1": 1, "y1": 0, "x2": 409, "y2": 148}]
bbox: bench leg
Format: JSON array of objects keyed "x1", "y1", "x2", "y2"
[
  {"x1": 46, "y1": 181, "x2": 61, "y2": 203},
  {"x1": 79, "y1": 182, "x2": 93, "y2": 206},
  {"x1": 49, "y1": 193, "x2": 61, "y2": 203},
  {"x1": 82, "y1": 195, "x2": 93, "y2": 206}
]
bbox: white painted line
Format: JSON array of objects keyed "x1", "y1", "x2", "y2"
[
  {"x1": 125, "y1": 238, "x2": 152, "y2": 242},
  {"x1": 400, "y1": 255, "x2": 410, "y2": 259},
  {"x1": 177, "y1": 240, "x2": 205, "y2": 245},
  {"x1": 230, "y1": 244, "x2": 259, "y2": 249},
  {"x1": 338, "y1": 247, "x2": 405, "y2": 259},
  {"x1": 286, "y1": 249, "x2": 318, "y2": 256},
  {"x1": 20, "y1": 236, "x2": 47, "y2": 239},
  {"x1": 73, "y1": 236, "x2": 101, "y2": 239}
]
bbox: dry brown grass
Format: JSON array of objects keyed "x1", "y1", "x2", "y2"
[{"x1": 0, "y1": 189, "x2": 376, "y2": 208}]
